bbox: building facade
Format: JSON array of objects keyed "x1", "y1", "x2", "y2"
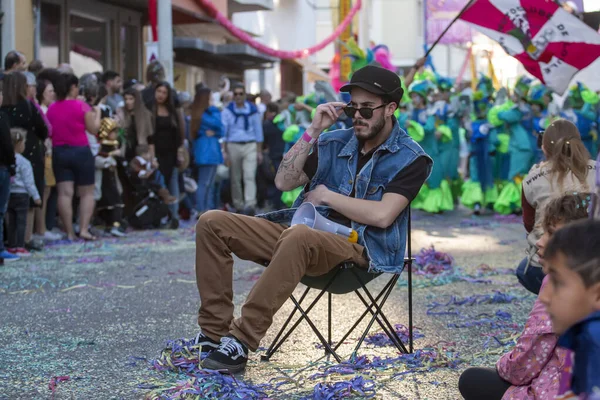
[
  {"x1": 1, "y1": 0, "x2": 324, "y2": 99},
  {"x1": 235, "y1": 0, "x2": 326, "y2": 99}
]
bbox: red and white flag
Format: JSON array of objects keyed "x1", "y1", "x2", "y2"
[{"x1": 460, "y1": 0, "x2": 600, "y2": 94}]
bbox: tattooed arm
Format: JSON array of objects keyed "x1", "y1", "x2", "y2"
[
  {"x1": 274, "y1": 102, "x2": 345, "y2": 192},
  {"x1": 274, "y1": 132, "x2": 313, "y2": 192}
]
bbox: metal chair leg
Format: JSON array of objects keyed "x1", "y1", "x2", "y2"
[
  {"x1": 290, "y1": 295, "x2": 341, "y2": 362},
  {"x1": 351, "y1": 274, "x2": 401, "y2": 359},
  {"x1": 262, "y1": 267, "x2": 343, "y2": 361},
  {"x1": 328, "y1": 292, "x2": 332, "y2": 347},
  {"x1": 407, "y1": 258, "x2": 413, "y2": 353},
  {"x1": 352, "y1": 282, "x2": 408, "y2": 354},
  {"x1": 261, "y1": 286, "x2": 311, "y2": 361},
  {"x1": 332, "y1": 276, "x2": 399, "y2": 352},
  {"x1": 351, "y1": 274, "x2": 408, "y2": 355},
  {"x1": 407, "y1": 208, "x2": 414, "y2": 354}
]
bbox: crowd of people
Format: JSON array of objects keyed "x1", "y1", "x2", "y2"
[
  {"x1": 0, "y1": 50, "x2": 293, "y2": 263},
  {"x1": 0, "y1": 47, "x2": 598, "y2": 397}
]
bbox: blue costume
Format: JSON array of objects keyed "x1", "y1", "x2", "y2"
[
  {"x1": 408, "y1": 80, "x2": 453, "y2": 213},
  {"x1": 461, "y1": 89, "x2": 496, "y2": 211},
  {"x1": 562, "y1": 83, "x2": 599, "y2": 158}
]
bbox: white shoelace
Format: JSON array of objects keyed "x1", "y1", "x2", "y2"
[{"x1": 217, "y1": 337, "x2": 247, "y2": 360}]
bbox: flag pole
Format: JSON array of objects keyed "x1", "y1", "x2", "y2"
[{"x1": 424, "y1": 0, "x2": 476, "y2": 59}]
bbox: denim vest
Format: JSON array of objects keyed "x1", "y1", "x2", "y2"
[{"x1": 257, "y1": 122, "x2": 431, "y2": 274}]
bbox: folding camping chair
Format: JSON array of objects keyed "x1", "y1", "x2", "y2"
[{"x1": 261, "y1": 208, "x2": 414, "y2": 363}]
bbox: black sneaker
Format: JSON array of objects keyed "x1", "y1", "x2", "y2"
[
  {"x1": 202, "y1": 335, "x2": 248, "y2": 373},
  {"x1": 194, "y1": 331, "x2": 220, "y2": 354}
]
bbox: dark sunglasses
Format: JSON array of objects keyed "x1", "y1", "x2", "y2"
[
  {"x1": 343, "y1": 104, "x2": 386, "y2": 120},
  {"x1": 233, "y1": 92, "x2": 245, "y2": 97}
]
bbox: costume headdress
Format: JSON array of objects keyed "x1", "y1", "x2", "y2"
[
  {"x1": 408, "y1": 80, "x2": 434, "y2": 102},
  {"x1": 98, "y1": 118, "x2": 119, "y2": 143},
  {"x1": 513, "y1": 76, "x2": 532, "y2": 99},
  {"x1": 527, "y1": 83, "x2": 552, "y2": 107}
]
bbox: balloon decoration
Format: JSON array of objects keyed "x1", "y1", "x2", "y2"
[{"x1": 194, "y1": 0, "x2": 362, "y2": 59}]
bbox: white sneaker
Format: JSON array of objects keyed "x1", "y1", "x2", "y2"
[
  {"x1": 110, "y1": 226, "x2": 127, "y2": 237},
  {"x1": 43, "y1": 231, "x2": 63, "y2": 241}
]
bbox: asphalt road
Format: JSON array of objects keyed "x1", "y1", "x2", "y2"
[{"x1": 0, "y1": 208, "x2": 533, "y2": 400}]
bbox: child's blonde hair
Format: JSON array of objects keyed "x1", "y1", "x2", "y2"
[{"x1": 10, "y1": 127, "x2": 26, "y2": 147}]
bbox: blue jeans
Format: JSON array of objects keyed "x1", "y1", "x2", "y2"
[
  {"x1": 196, "y1": 165, "x2": 218, "y2": 213},
  {"x1": 168, "y1": 169, "x2": 179, "y2": 219},
  {"x1": 6, "y1": 193, "x2": 29, "y2": 248},
  {"x1": 516, "y1": 256, "x2": 545, "y2": 295},
  {"x1": 211, "y1": 180, "x2": 222, "y2": 210},
  {"x1": 46, "y1": 186, "x2": 58, "y2": 231},
  {"x1": 0, "y1": 167, "x2": 10, "y2": 252}
]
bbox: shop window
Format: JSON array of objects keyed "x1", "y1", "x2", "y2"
[
  {"x1": 120, "y1": 24, "x2": 139, "y2": 81},
  {"x1": 70, "y1": 13, "x2": 107, "y2": 76},
  {"x1": 40, "y1": 2, "x2": 61, "y2": 68}
]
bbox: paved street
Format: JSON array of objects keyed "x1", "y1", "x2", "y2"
[{"x1": 0, "y1": 208, "x2": 534, "y2": 399}]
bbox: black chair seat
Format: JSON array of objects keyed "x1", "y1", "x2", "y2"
[{"x1": 300, "y1": 263, "x2": 381, "y2": 294}]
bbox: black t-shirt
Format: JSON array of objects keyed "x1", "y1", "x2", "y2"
[{"x1": 303, "y1": 145, "x2": 430, "y2": 226}]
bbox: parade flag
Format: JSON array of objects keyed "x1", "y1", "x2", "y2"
[{"x1": 459, "y1": 0, "x2": 600, "y2": 94}]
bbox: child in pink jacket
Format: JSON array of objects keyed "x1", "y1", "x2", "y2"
[{"x1": 459, "y1": 193, "x2": 590, "y2": 400}]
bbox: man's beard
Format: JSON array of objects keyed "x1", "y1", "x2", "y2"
[{"x1": 353, "y1": 116, "x2": 385, "y2": 142}]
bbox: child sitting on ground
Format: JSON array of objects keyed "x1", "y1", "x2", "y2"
[
  {"x1": 95, "y1": 118, "x2": 126, "y2": 237},
  {"x1": 6, "y1": 128, "x2": 41, "y2": 257},
  {"x1": 459, "y1": 193, "x2": 592, "y2": 400},
  {"x1": 129, "y1": 144, "x2": 177, "y2": 205},
  {"x1": 540, "y1": 218, "x2": 600, "y2": 399}
]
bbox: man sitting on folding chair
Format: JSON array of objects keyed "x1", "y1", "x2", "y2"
[{"x1": 195, "y1": 65, "x2": 432, "y2": 373}]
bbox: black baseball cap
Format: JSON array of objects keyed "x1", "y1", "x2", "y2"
[{"x1": 340, "y1": 65, "x2": 404, "y2": 103}]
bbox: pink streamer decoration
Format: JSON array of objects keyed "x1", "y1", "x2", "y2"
[
  {"x1": 48, "y1": 376, "x2": 70, "y2": 393},
  {"x1": 455, "y1": 46, "x2": 472, "y2": 87},
  {"x1": 195, "y1": 0, "x2": 362, "y2": 59}
]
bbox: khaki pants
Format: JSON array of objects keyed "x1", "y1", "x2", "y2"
[
  {"x1": 227, "y1": 142, "x2": 257, "y2": 211},
  {"x1": 195, "y1": 210, "x2": 368, "y2": 351}
]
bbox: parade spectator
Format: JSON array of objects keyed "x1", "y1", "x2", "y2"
[
  {"x1": 257, "y1": 89, "x2": 272, "y2": 117},
  {"x1": 27, "y1": 60, "x2": 45, "y2": 76},
  {"x1": 101, "y1": 70, "x2": 124, "y2": 114},
  {"x1": 4, "y1": 51, "x2": 27, "y2": 72},
  {"x1": 46, "y1": 72, "x2": 100, "y2": 241},
  {"x1": 79, "y1": 73, "x2": 100, "y2": 108},
  {"x1": 518, "y1": 119, "x2": 596, "y2": 294},
  {"x1": 6, "y1": 128, "x2": 41, "y2": 257},
  {"x1": 121, "y1": 87, "x2": 153, "y2": 161},
  {"x1": 56, "y1": 63, "x2": 74, "y2": 74},
  {"x1": 190, "y1": 84, "x2": 223, "y2": 214},
  {"x1": 0, "y1": 72, "x2": 48, "y2": 251},
  {"x1": 540, "y1": 220, "x2": 600, "y2": 398},
  {"x1": 151, "y1": 81, "x2": 182, "y2": 227},
  {"x1": 0, "y1": 81, "x2": 18, "y2": 263},
  {"x1": 34, "y1": 78, "x2": 61, "y2": 241},
  {"x1": 222, "y1": 83, "x2": 263, "y2": 215},
  {"x1": 142, "y1": 61, "x2": 186, "y2": 155},
  {"x1": 261, "y1": 102, "x2": 285, "y2": 209},
  {"x1": 459, "y1": 193, "x2": 591, "y2": 400}
]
